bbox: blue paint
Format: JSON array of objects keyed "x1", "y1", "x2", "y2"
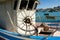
[
  {"x1": 48, "y1": 24, "x2": 59, "y2": 26},
  {"x1": 47, "y1": 36, "x2": 60, "y2": 40},
  {"x1": 0, "y1": 29, "x2": 60, "y2": 40},
  {"x1": 29, "y1": 36, "x2": 45, "y2": 40},
  {"x1": 0, "y1": 29, "x2": 20, "y2": 36},
  {"x1": 0, "y1": 29, "x2": 45, "y2": 40},
  {"x1": 0, "y1": 32, "x2": 23, "y2": 40}
]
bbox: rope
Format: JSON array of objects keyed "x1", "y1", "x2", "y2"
[{"x1": 7, "y1": 11, "x2": 17, "y2": 32}]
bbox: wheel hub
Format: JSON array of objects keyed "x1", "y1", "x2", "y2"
[{"x1": 23, "y1": 16, "x2": 31, "y2": 24}]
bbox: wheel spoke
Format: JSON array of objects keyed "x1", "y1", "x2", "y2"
[
  {"x1": 31, "y1": 18, "x2": 35, "y2": 19},
  {"x1": 21, "y1": 23, "x2": 25, "y2": 28},
  {"x1": 28, "y1": 25, "x2": 31, "y2": 35},
  {"x1": 23, "y1": 10, "x2": 27, "y2": 17},
  {"x1": 31, "y1": 18, "x2": 35, "y2": 21},
  {"x1": 30, "y1": 13, "x2": 35, "y2": 18},
  {"x1": 18, "y1": 17, "x2": 24, "y2": 19},
  {"x1": 20, "y1": 10, "x2": 27, "y2": 18},
  {"x1": 17, "y1": 22, "x2": 24, "y2": 28},
  {"x1": 25, "y1": 23, "x2": 27, "y2": 35},
  {"x1": 17, "y1": 20, "x2": 23, "y2": 22},
  {"x1": 32, "y1": 20, "x2": 35, "y2": 22},
  {"x1": 28, "y1": 11, "x2": 30, "y2": 16},
  {"x1": 31, "y1": 24, "x2": 35, "y2": 28},
  {"x1": 20, "y1": 11, "x2": 25, "y2": 17}
]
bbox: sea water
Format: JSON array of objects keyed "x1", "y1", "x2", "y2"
[{"x1": 35, "y1": 12, "x2": 60, "y2": 22}]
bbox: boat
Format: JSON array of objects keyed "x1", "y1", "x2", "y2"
[{"x1": 0, "y1": 0, "x2": 60, "y2": 40}]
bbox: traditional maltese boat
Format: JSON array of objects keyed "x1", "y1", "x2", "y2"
[{"x1": 0, "y1": 0, "x2": 60, "y2": 40}]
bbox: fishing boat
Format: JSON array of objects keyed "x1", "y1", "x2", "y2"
[{"x1": 0, "y1": 0, "x2": 60, "y2": 40}]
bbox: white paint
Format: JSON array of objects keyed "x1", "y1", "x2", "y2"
[
  {"x1": 38, "y1": 27, "x2": 43, "y2": 34},
  {"x1": 53, "y1": 31, "x2": 60, "y2": 36}
]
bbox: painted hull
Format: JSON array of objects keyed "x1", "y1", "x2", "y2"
[{"x1": 0, "y1": 29, "x2": 60, "y2": 40}]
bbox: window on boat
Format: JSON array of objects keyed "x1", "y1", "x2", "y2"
[
  {"x1": 19, "y1": 0, "x2": 38, "y2": 10},
  {"x1": 19, "y1": 0, "x2": 28, "y2": 9},
  {"x1": 27, "y1": 0, "x2": 38, "y2": 10},
  {"x1": 14, "y1": 0, "x2": 18, "y2": 10},
  {"x1": 27, "y1": 0, "x2": 35, "y2": 10}
]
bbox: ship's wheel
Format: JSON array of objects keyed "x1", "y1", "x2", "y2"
[{"x1": 17, "y1": 10, "x2": 36, "y2": 36}]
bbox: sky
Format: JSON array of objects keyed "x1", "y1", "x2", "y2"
[{"x1": 37, "y1": 0, "x2": 60, "y2": 9}]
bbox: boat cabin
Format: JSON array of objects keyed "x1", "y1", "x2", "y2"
[{"x1": 0, "y1": 0, "x2": 39, "y2": 32}]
